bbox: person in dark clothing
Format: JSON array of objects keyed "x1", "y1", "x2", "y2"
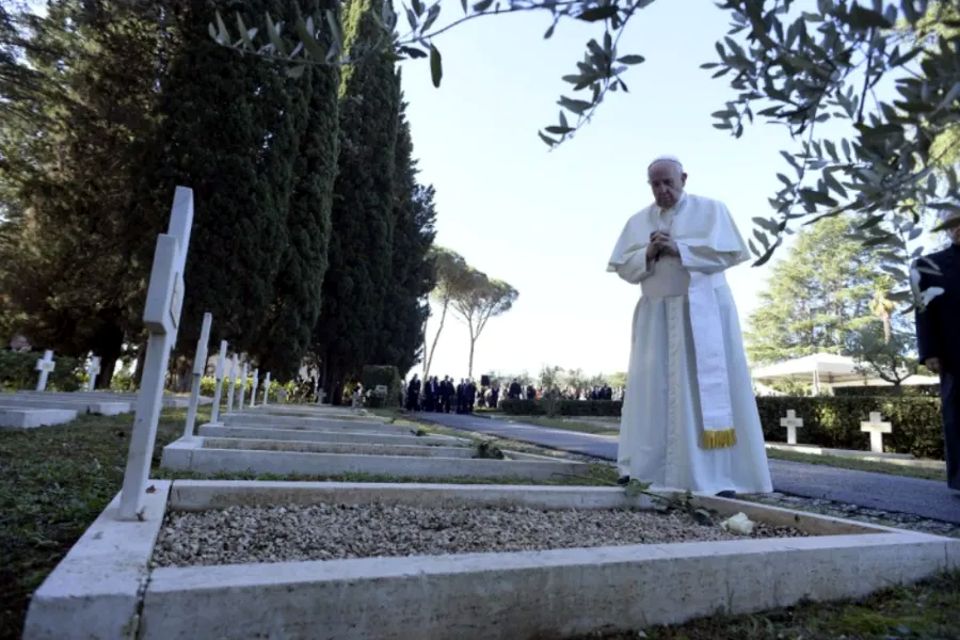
[
  {"x1": 914, "y1": 217, "x2": 960, "y2": 491},
  {"x1": 508, "y1": 379, "x2": 522, "y2": 400},
  {"x1": 440, "y1": 376, "x2": 453, "y2": 413},
  {"x1": 466, "y1": 379, "x2": 477, "y2": 413},
  {"x1": 405, "y1": 375, "x2": 421, "y2": 412},
  {"x1": 525, "y1": 384, "x2": 536, "y2": 400}
]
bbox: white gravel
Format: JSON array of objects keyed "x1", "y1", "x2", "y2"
[{"x1": 152, "y1": 503, "x2": 807, "y2": 567}]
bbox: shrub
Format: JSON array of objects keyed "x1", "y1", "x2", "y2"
[
  {"x1": 500, "y1": 395, "x2": 944, "y2": 459},
  {"x1": 756, "y1": 396, "x2": 943, "y2": 459},
  {"x1": 0, "y1": 351, "x2": 82, "y2": 391},
  {"x1": 361, "y1": 365, "x2": 401, "y2": 408}
]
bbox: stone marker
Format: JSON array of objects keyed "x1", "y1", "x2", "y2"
[
  {"x1": 250, "y1": 369, "x2": 259, "y2": 409},
  {"x1": 118, "y1": 186, "x2": 193, "y2": 521},
  {"x1": 35, "y1": 350, "x2": 55, "y2": 391},
  {"x1": 226, "y1": 355, "x2": 239, "y2": 413},
  {"x1": 85, "y1": 356, "x2": 101, "y2": 392},
  {"x1": 183, "y1": 313, "x2": 212, "y2": 439},
  {"x1": 780, "y1": 409, "x2": 803, "y2": 445},
  {"x1": 238, "y1": 363, "x2": 249, "y2": 411},
  {"x1": 860, "y1": 411, "x2": 892, "y2": 453},
  {"x1": 209, "y1": 340, "x2": 228, "y2": 424},
  {"x1": 262, "y1": 372, "x2": 271, "y2": 406}
]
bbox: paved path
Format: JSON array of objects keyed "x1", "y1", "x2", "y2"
[{"x1": 414, "y1": 412, "x2": 960, "y2": 525}]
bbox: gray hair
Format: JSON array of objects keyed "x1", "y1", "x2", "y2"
[{"x1": 647, "y1": 155, "x2": 684, "y2": 174}]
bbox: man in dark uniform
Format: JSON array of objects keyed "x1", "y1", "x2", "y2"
[{"x1": 915, "y1": 218, "x2": 960, "y2": 491}]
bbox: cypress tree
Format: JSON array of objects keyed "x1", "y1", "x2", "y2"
[
  {"x1": 314, "y1": 0, "x2": 400, "y2": 399},
  {"x1": 369, "y1": 103, "x2": 436, "y2": 375},
  {"x1": 254, "y1": 1, "x2": 340, "y2": 380},
  {"x1": 150, "y1": 0, "x2": 298, "y2": 356}
]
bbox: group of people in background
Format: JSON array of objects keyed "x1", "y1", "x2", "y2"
[
  {"x1": 404, "y1": 374, "x2": 620, "y2": 414},
  {"x1": 405, "y1": 375, "x2": 478, "y2": 414}
]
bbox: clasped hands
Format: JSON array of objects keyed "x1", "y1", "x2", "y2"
[{"x1": 646, "y1": 230, "x2": 679, "y2": 262}]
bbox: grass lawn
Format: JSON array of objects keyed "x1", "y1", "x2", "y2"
[
  {"x1": 487, "y1": 413, "x2": 620, "y2": 436},
  {"x1": 766, "y1": 447, "x2": 947, "y2": 482},
  {"x1": 3, "y1": 406, "x2": 958, "y2": 640},
  {"x1": 573, "y1": 570, "x2": 960, "y2": 639}
]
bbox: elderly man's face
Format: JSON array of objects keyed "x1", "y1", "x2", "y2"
[
  {"x1": 648, "y1": 161, "x2": 687, "y2": 209},
  {"x1": 948, "y1": 216, "x2": 960, "y2": 244}
]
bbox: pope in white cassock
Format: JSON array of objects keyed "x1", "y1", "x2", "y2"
[{"x1": 607, "y1": 156, "x2": 773, "y2": 495}]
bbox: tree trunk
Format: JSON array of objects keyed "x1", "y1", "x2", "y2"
[
  {"x1": 467, "y1": 334, "x2": 476, "y2": 379},
  {"x1": 423, "y1": 300, "x2": 448, "y2": 381},
  {"x1": 89, "y1": 319, "x2": 124, "y2": 389}
]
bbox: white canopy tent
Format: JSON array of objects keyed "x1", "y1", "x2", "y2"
[
  {"x1": 751, "y1": 353, "x2": 861, "y2": 395},
  {"x1": 751, "y1": 352, "x2": 939, "y2": 395}
]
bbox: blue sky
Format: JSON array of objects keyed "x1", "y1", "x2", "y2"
[{"x1": 398, "y1": 1, "x2": 804, "y2": 381}]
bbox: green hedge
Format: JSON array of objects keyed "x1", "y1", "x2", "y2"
[
  {"x1": 757, "y1": 396, "x2": 943, "y2": 459},
  {"x1": 833, "y1": 385, "x2": 939, "y2": 398},
  {"x1": 500, "y1": 395, "x2": 944, "y2": 459},
  {"x1": 199, "y1": 375, "x2": 292, "y2": 404},
  {"x1": 0, "y1": 351, "x2": 82, "y2": 391},
  {"x1": 499, "y1": 399, "x2": 622, "y2": 417},
  {"x1": 361, "y1": 365, "x2": 401, "y2": 408}
]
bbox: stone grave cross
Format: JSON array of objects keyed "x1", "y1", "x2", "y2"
[
  {"x1": 262, "y1": 372, "x2": 271, "y2": 406},
  {"x1": 780, "y1": 409, "x2": 803, "y2": 445},
  {"x1": 85, "y1": 356, "x2": 101, "y2": 392},
  {"x1": 183, "y1": 312, "x2": 212, "y2": 438},
  {"x1": 238, "y1": 362, "x2": 248, "y2": 410},
  {"x1": 250, "y1": 369, "x2": 259, "y2": 408},
  {"x1": 226, "y1": 354, "x2": 239, "y2": 413},
  {"x1": 35, "y1": 350, "x2": 55, "y2": 391},
  {"x1": 860, "y1": 411, "x2": 892, "y2": 453},
  {"x1": 209, "y1": 340, "x2": 228, "y2": 424},
  {"x1": 118, "y1": 186, "x2": 193, "y2": 521}
]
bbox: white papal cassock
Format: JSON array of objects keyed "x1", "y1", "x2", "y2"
[{"x1": 608, "y1": 192, "x2": 773, "y2": 494}]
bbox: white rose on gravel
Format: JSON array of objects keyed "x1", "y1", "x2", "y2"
[{"x1": 720, "y1": 512, "x2": 755, "y2": 535}]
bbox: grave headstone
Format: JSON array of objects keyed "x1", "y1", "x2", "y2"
[
  {"x1": 85, "y1": 356, "x2": 101, "y2": 392},
  {"x1": 238, "y1": 363, "x2": 249, "y2": 411},
  {"x1": 35, "y1": 350, "x2": 55, "y2": 391},
  {"x1": 226, "y1": 354, "x2": 239, "y2": 413},
  {"x1": 118, "y1": 186, "x2": 193, "y2": 520},
  {"x1": 209, "y1": 340, "x2": 228, "y2": 424},
  {"x1": 860, "y1": 411, "x2": 892, "y2": 453},
  {"x1": 250, "y1": 369, "x2": 259, "y2": 409},
  {"x1": 780, "y1": 409, "x2": 803, "y2": 445},
  {"x1": 183, "y1": 313, "x2": 212, "y2": 438}
]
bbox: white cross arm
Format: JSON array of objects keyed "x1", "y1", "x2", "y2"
[{"x1": 142, "y1": 234, "x2": 182, "y2": 336}]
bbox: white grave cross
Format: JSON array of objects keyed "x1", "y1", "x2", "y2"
[
  {"x1": 85, "y1": 356, "x2": 101, "y2": 392},
  {"x1": 35, "y1": 350, "x2": 55, "y2": 391},
  {"x1": 250, "y1": 369, "x2": 259, "y2": 408},
  {"x1": 262, "y1": 372, "x2": 271, "y2": 406},
  {"x1": 119, "y1": 186, "x2": 193, "y2": 521},
  {"x1": 860, "y1": 411, "x2": 892, "y2": 453},
  {"x1": 209, "y1": 340, "x2": 228, "y2": 424},
  {"x1": 183, "y1": 313, "x2": 212, "y2": 438},
  {"x1": 238, "y1": 363, "x2": 248, "y2": 410},
  {"x1": 780, "y1": 409, "x2": 803, "y2": 445},
  {"x1": 226, "y1": 354, "x2": 239, "y2": 413}
]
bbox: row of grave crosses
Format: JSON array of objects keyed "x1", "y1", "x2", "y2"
[
  {"x1": 780, "y1": 409, "x2": 892, "y2": 453},
  {"x1": 182, "y1": 311, "x2": 274, "y2": 439},
  {"x1": 117, "y1": 186, "x2": 284, "y2": 520},
  {"x1": 34, "y1": 350, "x2": 101, "y2": 392}
]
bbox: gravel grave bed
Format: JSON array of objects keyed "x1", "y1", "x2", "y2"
[{"x1": 152, "y1": 503, "x2": 808, "y2": 567}]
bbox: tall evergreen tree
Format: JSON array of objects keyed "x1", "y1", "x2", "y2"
[
  {"x1": 745, "y1": 215, "x2": 892, "y2": 365},
  {"x1": 149, "y1": 0, "x2": 299, "y2": 356},
  {"x1": 253, "y1": 1, "x2": 341, "y2": 380},
  {"x1": 314, "y1": 0, "x2": 400, "y2": 399},
  {"x1": 369, "y1": 104, "x2": 437, "y2": 375},
  {"x1": 0, "y1": 1, "x2": 166, "y2": 385}
]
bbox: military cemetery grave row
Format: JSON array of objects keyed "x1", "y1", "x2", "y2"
[{"x1": 21, "y1": 188, "x2": 960, "y2": 639}]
